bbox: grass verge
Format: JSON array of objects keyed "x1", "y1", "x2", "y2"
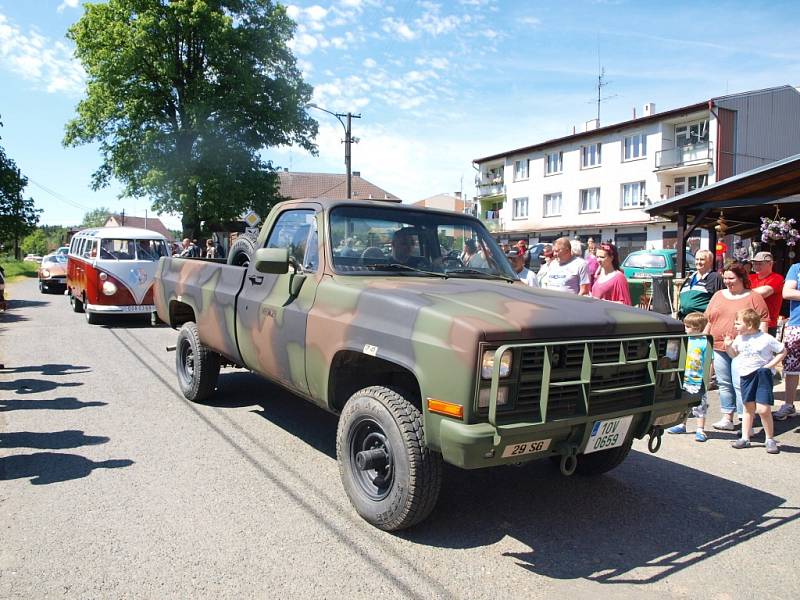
[{"x1": 1, "y1": 259, "x2": 39, "y2": 280}]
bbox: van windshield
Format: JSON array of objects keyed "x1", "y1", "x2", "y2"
[{"x1": 98, "y1": 239, "x2": 169, "y2": 261}]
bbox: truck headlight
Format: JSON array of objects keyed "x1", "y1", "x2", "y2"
[
  {"x1": 665, "y1": 339, "x2": 680, "y2": 362},
  {"x1": 102, "y1": 281, "x2": 118, "y2": 296},
  {"x1": 481, "y1": 349, "x2": 512, "y2": 379},
  {"x1": 478, "y1": 386, "x2": 509, "y2": 408}
]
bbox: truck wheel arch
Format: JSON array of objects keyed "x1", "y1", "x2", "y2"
[
  {"x1": 328, "y1": 350, "x2": 422, "y2": 414},
  {"x1": 168, "y1": 300, "x2": 196, "y2": 328}
]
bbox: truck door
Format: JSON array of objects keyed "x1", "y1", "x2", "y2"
[{"x1": 236, "y1": 208, "x2": 320, "y2": 396}]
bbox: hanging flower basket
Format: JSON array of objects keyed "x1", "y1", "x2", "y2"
[{"x1": 761, "y1": 216, "x2": 800, "y2": 246}]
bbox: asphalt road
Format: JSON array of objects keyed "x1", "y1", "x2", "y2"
[{"x1": 2, "y1": 276, "x2": 800, "y2": 599}]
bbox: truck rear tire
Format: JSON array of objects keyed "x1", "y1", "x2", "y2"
[
  {"x1": 176, "y1": 322, "x2": 220, "y2": 402},
  {"x1": 336, "y1": 386, "x2": 442, "y2": 531},
  {"x1": 227, "y1": 233, "x2": 257, "y2": 268},
  {"x1": 575, "y1": 436, "x2": 633, "y2": 476}
]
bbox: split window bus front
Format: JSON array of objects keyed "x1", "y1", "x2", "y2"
[{"x1": 73, "y1": 237, "x2": 169, "y2": 261}]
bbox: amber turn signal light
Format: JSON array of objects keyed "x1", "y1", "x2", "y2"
[{"x1": 427, "y1": 398, "x2": 464, "y2": 419}]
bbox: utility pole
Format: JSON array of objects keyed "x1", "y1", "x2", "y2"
[{"x1": 308, "y1": 104, "x2": 361, "y2": 199}]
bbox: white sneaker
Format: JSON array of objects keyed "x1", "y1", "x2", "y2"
[
  {"x1": 773, "y1": 404, "x2": 797, "y2": 421},
  {"x1": 712, "y1": 418, "x2": 735, "y2": 431}
]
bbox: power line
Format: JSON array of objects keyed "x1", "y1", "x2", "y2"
[{"x1": 26, "y1": 176, "x2": 94, "y2": 212}]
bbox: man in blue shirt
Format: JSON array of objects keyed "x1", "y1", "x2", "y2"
[{"x1": 776, "y1": 262, "x2": 800, "y2": 420}]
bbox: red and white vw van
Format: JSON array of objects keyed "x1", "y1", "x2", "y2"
[{"x1": 67, "y1": 226, "x2": 171, "y2": 324}]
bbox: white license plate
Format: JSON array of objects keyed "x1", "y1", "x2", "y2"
[
  {"x1": 502, "y1": 438, "x2": 551, "y2": 458},
  {"x1": 584, "y1": 415, "x2": 633, "y2": 454},
  {"x1": 632, "y1": 272, "x2": 650, "y2": 278},
  {"x1": 122, "y1": 305, "x2": 155, "y2": 313}
]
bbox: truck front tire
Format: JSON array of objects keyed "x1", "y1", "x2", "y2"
[
  {"x1": 575, "y1": 436, "x2": 633, "y2": 476},
  {"x1": 336, "y1": 386, "x2": 442, "y2": 531},
  {"x1": 176, "y1": 322, "x2": 220, "y2": 402}
]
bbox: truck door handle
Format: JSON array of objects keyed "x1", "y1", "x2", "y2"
[{"x1": 249, "y1": 275, "x2": 264, "y2": 285}]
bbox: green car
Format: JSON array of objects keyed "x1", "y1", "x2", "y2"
[{"x1": 622, "y1": 249, "x2": 696, "y2": 280}]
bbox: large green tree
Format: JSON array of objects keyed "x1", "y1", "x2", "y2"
[
  {"x1": 0, "y1": 118, "x2": 40, "y2": 258},
  {"x1": 80, "y1": 207, "x2": 112, "y2": 228},
  {"x1": 64, "y1": 0, "x2": 317, "y2": 237}
]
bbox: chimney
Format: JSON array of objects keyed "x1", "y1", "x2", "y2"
[
  {"x1": 283, "y1": 168, "x2": 288, "y2": 172},
  {"x1": 454, "y1": 191, "x2": 462, "y2": 199},
  {"x1": 643, "y1": 103, "x2": 656, "y2": 116},
  {"x1": 633, "y1": 107, "x2": 637, "y2": 119},
  {"x1": 585, "y1": 118, "x2": 599, "y2": 131},
  {"x1": 352, "y1": 171, "x2": 361, "y2": 177}
]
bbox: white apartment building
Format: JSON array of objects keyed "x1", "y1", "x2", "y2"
[{"x1": 472, "y1": 85, "x2": 800, "y2": 258}]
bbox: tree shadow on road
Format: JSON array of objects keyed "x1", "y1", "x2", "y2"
[
  {"x1": 0, "y1": 378, "x2": 83, "y2": 394},
  {"x1": 401, "y1": 450, "x2": 800, "y2": 585},
  {"x1": 0, "y1": 363, "x2": 91, "y2": 376},
  {"x1": 0, "y1": 452, "x2": 133, "y2": 485},
  {"x1": 0, "y1": 396, "x2": 107, "y2": 412},
  {"x1": 0, "y1": 430, "x2": 110, "y2": 450}
]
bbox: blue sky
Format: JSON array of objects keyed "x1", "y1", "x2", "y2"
[{"x1": 1, "y1": 0, "x2": 799, "y2": 230}]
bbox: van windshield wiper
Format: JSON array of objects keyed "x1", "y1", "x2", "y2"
[{"x1": 363, "y1": 263, "x2": 448, "y2": 278}]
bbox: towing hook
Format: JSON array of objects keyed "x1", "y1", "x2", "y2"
[
  {"x1": 557, "y1": 445, "x2": 578, "y2": 476},
  {"x1": 648, "y1": 426, "x2": 663, "y2": 453}
]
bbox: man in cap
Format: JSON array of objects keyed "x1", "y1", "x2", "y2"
[
  {"x1": 749, "y1": 251, "x2": 783, "y2": 337},
  {"x1": 536, "y1": 244, "x2": 554, "y2": 286},
  {"x1": 541, "y1": 236, "x2": 590, "y2": 295},
  {"x1": 507, "y1": 249, "x2": 538, "y2": 287}
]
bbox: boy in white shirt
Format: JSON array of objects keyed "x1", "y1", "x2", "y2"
[{"x1": 724, "y1": 308, "x2": 786, "y2": 454}]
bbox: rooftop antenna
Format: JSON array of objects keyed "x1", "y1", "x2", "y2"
[{"x1": 591, "y1": 40, "x2": 617, "y2": 124}]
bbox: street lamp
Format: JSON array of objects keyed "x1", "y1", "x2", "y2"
[{"x1": 308, "y1": 103, "x2": 361, "y2": 199}]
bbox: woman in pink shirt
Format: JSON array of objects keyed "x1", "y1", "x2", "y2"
[{"x1": 590, "y1": 243, "x2": 631, "y2": 305}]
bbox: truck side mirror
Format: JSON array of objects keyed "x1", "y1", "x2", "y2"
[{"x1": 253, "y1": 247, "x2": 289, "y2": 274}]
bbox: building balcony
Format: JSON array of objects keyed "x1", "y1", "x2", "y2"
[
  {"x1": 655, "y1": 142, "x2": 713, "y2": 171},
  {"x1": 476, "y1": 182, "x2": 505, "y2": 198},
  {"x1": 479, "y1": 214, "x2": 502, "y2": 232}
]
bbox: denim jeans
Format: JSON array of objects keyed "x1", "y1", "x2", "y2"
[{"x1": 714, "y1": 350, "x2": 742, "y2": 416}]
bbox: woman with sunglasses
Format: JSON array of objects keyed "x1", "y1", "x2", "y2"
[{"x1": 590, "y1": 243, "x2": 631, "y2": 305}]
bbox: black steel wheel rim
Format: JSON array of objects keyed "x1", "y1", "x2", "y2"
[
  {"x1": 349, "y1": 416, "x2": 394, "y2": 501},
  {"x1": 178, "y1": 338, "x2": 195, "y2": 386}
]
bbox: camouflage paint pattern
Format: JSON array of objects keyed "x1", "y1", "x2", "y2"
[{"x1": 155, "y1": 199, "x2": 687, "y2": 461}]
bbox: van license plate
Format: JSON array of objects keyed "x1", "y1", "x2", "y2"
[
  {"x1": 584, "y1": 416, "x2": 633, "y2": 454},
  {"x1": 502, "y1": 438, "x2": 551, "y2": 458}
]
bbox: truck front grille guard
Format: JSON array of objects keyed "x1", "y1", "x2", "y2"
[{"x1": 485, "y1": 334, "x2": 708, "y2": 445}]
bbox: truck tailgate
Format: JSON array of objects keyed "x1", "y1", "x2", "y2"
[{"x1": 155, "y1": 257, "x2": 248, "y2": 364}]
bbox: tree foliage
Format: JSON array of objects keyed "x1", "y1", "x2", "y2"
[
  {"x1": 80, "y1": 207, "x2": 112, "y2": 228},
  {"x1": 65, "y1": 0, "x2": 318, "y2": 237},
  {"x1": 0, "y1": 118, "x2": 41, "y2": 256},
  {"x1": 21, "y1": 229, "x2": 49, "y2": 256}
]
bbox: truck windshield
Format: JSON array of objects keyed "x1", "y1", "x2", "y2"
[{"x1": 330, "y1": 206, "x2": 516, "y2": 280}]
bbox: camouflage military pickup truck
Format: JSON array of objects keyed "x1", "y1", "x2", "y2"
[{"x1": 154, "y1": 198, "x2": 700, "y2": 531}]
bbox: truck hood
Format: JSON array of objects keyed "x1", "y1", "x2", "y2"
[{"x1": 330, "y1": 275, "x2": 683, "y2": 342}]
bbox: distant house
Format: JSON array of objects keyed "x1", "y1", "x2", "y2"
[
  {"x1": 412, "y1": 193, "x2": 467, "y2": 213},
  {"x1": 277, "y1": 170, "x2": 400, "y2": 201},
  {"x1": 105, "y1": 214, "x2": 175, "y2": 242}
]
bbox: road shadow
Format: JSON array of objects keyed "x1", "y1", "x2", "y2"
[
  {"x1": 0, "y1": 396, "x2": 108, "y2": 412},
  {"x1": 94, "y1": 315, "x2": 156, "y2": 329},
  {"x1": 0, "y1": 452, "x2": 133, "y2": 485},
  {"x1": 0, "y1": 378, "x2": 83, "y2": 394},
  {"x1": 400, "y1": 450, "x2": 799, "y2": 585},
  {"x1": 0, "y1": 363, "x2": 91, "y2": 376},
  {"x1": 0, "y1": 430, "x2": 110, "y2": 450},
  {"x1": 211, "y1": 371, "x2": 338, "y2": 459},
  {"x1": 3, "y1": 299, "x2": 48, "y2": 310}
]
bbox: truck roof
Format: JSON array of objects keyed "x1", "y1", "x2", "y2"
[{"x1": 282, "y1": 197, "x2": 478, "y2": 221}]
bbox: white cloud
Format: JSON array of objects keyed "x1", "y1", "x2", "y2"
[
  {"x1": 57, "y1": 0, "x2": 79, "y2": 12},
  {"x1": 415, "y1": 56, "x2": 450, "y2": 70},
  {"x1": 0, "y1": 14, "x2": 85, "y2": 94},
  {"x1": 381, "y1": 17, "x2": 417, "y2": 41},
  {"x1": 288, "y1": 31, "x2": 319, "y2": 55},
  {"x1": 363, "y1": 57, "x2": 377, "y2": 68},
  {"x1": 520, "y1": 16, "x2": 541, "y2": 26}
]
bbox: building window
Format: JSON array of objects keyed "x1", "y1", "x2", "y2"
[
  {"x1": 543, "y1": 193, "x2": 562, "y2": 217},
  {"x1": 623, "y1": 133, "x2": 647, "y2": 160},
  {"x1": 513, "y1": 159, "x2": 529, "y2": 181},
  {"x1": 621, "y1": 181, "x2": 646, "y2": 208},
  {"x1": 579, "y1": 187, "x2": 600, "y2": 213},
  {"x1": 545, "y1": 151, "x2": 562, "y2": 175},
  {"x1": 673, "y1": 175, "x2": 708, "y2": 196},
  {"x1": 675, "y1": 121, "x2": 709, "y2": 146},
  {"x1": 581, "y1": 143, "x2": 601, "y2": 168},
  {"x1": 512, "y1": 197, "x2": 529, "y2": 219}
]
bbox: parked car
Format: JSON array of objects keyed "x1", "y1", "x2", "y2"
[
  {"x1": 23, "y1": 254, "x2": 44, "y2": 263},
  {"x1": 38, "y1": 253, "x2": 68, "y2": 293},
  {"x1": 621, "y1": 249, "x2": 696, "y2": 279},
  {"x1": 56, "y1": 246, "x2": 69, "y2": 255}
]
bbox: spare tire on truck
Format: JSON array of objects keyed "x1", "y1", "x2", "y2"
[{"x1": 226, "y1": 233, "x2": 257, "y2": 267}]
